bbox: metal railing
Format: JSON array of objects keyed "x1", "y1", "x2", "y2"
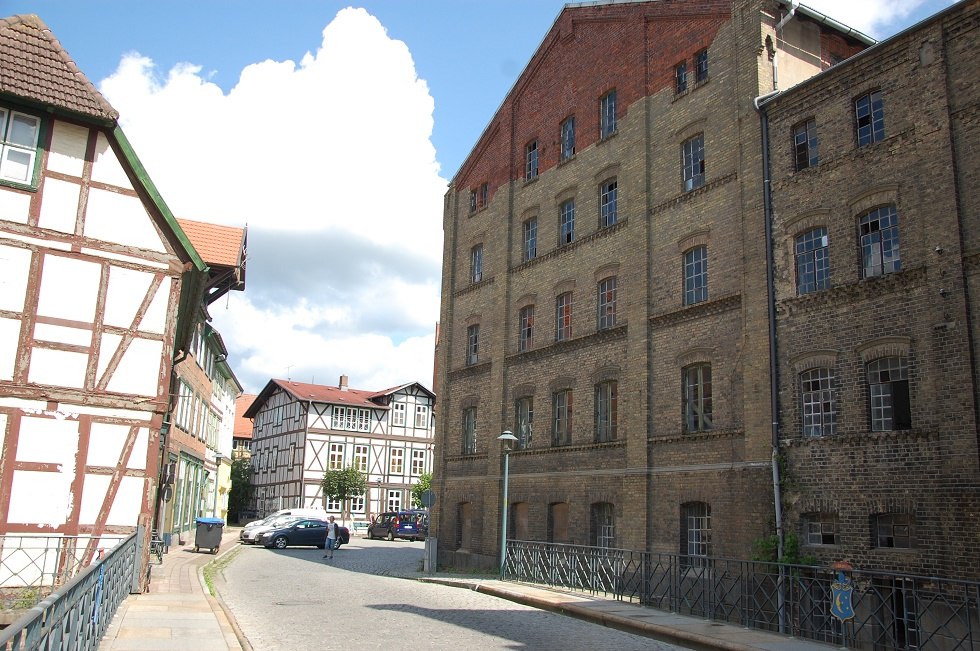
[
  {"x1": 0, "y1": 531, "x2": 140, "y2": 651},
  {"x1": 505, "y1": 541, "x2": 980, "y2": 651}
]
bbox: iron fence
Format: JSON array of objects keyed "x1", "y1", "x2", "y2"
[
  {"x1": 0, "y1": 531, "x2": 139, "y2": 651},
  {"x1": 505, "y1": 541, "x2": 980, "y2": 651}
]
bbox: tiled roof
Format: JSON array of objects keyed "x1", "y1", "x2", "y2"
[
  {"x1": 0, "y1": 14, "x2": 117, "y2": 122},
  {"x1": 275, "y1": 379, "x2": 381, "y2": 409},
  {"x1": 177, "y1": 218, "x2": 245, "y2": 268},
  {"x1": 234, "y1": 394, "x2": 256, "y2": 439}
]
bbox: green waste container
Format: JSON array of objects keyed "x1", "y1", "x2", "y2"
[{"x1": 194, "y1": 517, "x2": 224, "y2": 554}]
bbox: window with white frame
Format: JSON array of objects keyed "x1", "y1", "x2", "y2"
[
  {"x1": 801, "y1": 368, "x2": 836, "y2": 437},
  {"x1": 860, "y1": 205, "x2": 902, "y2": 278},
  {"x1": 695, "y1": 49, "x2": 709, "y2": 83},
  {"x1": 675, "y1": 60, "x2": 688, "y2": 93},
  {"x1": 470, "y1": 244, "x2": 483, "y2": 283},
  {"x1": 525, "y1": 139, "x2": 539, "y2": 180},
  {"x1": 466, "y1": 324, "x2": 480, "y2": 366},
  {"x1": 591, "y1": 502, "x2": 615, "y2": 548},
  {"x1": 518, "y1": 305, "x2": 534, "y2": 352},
  {"x1": 523, "y1": 217, "x2": 537, "y2": 262},
  {"x1": 560, "y1": 116, "x2": 576, "y2": 161},
  {"x1": 683, "y1": 134, "x2": 705, "y2": 192},
  {"x1": 683, "y1": 363, "x2": 712, "y2": 433},
  {"x1": 392, "y1": 402, "x2": 406, "y2": 427},
  {"x1": 594, "y1": 380, "x2": 618, "y2": 442},
  {"x1": 559, "y1": 198, "x2": 575, "y2": 245},
  {"x1": 855, "y1": 90, "x2": 885, "y2": 146},
  {"x1": 353, "y1": 445, "x2": 368, "y2": 472},
  {"x1": 599, "y1": 90, "x2": 617, "y2": 139},
  {"x1": 555, "y1": 292, "x2": 572, "y2": 342},
  {"x1": 326, "y1": 498, "x2": 342, "y2": 511},
  {"x1": 681, "y1": 502, "x2": 710, "y2": 567},
  {"x1": 599, "y1": 179, "x2": 617, "y2": 228},
  {"x1": 796, "y1": 227, "x2": 830, "y2": 294},
  {"x1": 415, "y1": 404, "x2": 430, "y2": 428},
  {"x1": 868, "y1": 356, "x2": 911, "y2": 431},
  {"x1": 597, "y1": 277, "x2": 617, "y2": 330},
  {"x1": 684, "y1": 246, "x2": 708, "y2": 305},
  {"x1": 389, "y1": 448, "x2": 404, "y2": 475},
  {"x1": 350, "y1": 495, "x2": 365, "y2": 513},
  {"x1": 387, "y1": 490, "x2": 402, "y2": 512},
  {"x1": 411, "y1": 449, "x2": 426, "y2": 476},
  {"x1": 329, "y1": 443, "x2": 344, "y2": 470},
  {"x1": 331, "y1": 406, "x2": 370, "y2": 432},
  {"x1": 552, "y1": 390, "x2": 572, "y2": 446},
  {"x1": 462, "y1": 407, "x2": 477, "y2": 455},
  {"x1": 0, "y1": 107, "x2": 41, "y2": 185},
  {"x1": 515, "y1": 396, "x2": 533, "y2": 450}
]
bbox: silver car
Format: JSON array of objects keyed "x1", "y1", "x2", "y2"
[{"x1": 239, "y1": 514, "x2": 303, "y2": 544}]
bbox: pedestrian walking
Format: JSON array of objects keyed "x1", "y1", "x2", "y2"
[{"x1": 323, "y1": 516, "x2": 339, "y2": 559}]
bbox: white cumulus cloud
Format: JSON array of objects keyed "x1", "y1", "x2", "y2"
[{"x1": 99, "y1": 8, "x2": 446, "y2": 394}]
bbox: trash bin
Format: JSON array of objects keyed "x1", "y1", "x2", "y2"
[{"x1": 194, "y1": 517, "x2": 224, "y2": 554}]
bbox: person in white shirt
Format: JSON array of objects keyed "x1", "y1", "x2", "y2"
[{"x1": 323, "y1": 516, "x2": 339, "y2": 559}]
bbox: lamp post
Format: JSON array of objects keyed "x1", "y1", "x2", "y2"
[
  {"x1": 497, "y1": 431, "x2": 518, "y2": 577},
  {"x1": 212, "y1": 453, "x2": 223, "y2": 518}
]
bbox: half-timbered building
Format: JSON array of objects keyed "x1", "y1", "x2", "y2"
[
  {"x1": 245, "y1": 376, "x2": 435, "y2": 524},
  {"x1": 0, "y1": 14, "x2": 207, "y2": 587}
]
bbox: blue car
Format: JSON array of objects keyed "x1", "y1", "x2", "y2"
[{"x1": 367, "y1": 510, "x2": 428, "y2": 541}]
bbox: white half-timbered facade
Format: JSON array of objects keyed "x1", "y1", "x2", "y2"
[
  {"x1": 245, "y1": 376, "x2": 435, "y2": 523},
  {"x1": 0, "y1": 15, "x2": 208, "y2": 586}
]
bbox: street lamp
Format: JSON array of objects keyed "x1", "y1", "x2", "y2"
[
  {"x1": 212, "y1": 453, "x2": 223, "y2": 518},
  {"x1": 497, "y1": 431, "x2": 518, "y2": 576}
]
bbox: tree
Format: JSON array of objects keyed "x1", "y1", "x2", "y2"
[
  {"x1": 411, "y1": 472, "x2": 432, "y2": 509},
  {"x1": 321, "y1": 466, "x2": 367, "y2": 526},
  {"x1": 228, "y1": 456, "x2": 254, "y2": 524}
]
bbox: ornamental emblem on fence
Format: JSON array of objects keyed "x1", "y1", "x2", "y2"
[{"x1": 830, "y1": 570, "x2": 855, "y2": 621}]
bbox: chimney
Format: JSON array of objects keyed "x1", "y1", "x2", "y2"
[{"x1": 339, "y1": 374, "x2": 348, "y2": 391}]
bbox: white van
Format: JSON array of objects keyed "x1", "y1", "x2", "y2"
[{"x1": 243, "y1": 507, "x2": 326, "y2": 528}]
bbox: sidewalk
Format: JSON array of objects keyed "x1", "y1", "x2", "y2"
[
  {"x1": 99, "y1": 529, "x2": 835, "y2": 651},
  {"x1": 98, "y1": 527, "x2": 245, "y2": 651}
]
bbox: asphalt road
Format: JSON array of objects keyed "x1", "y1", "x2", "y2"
[{"x1": 217, "y1": 536, "x2": 685, "y2": 651}]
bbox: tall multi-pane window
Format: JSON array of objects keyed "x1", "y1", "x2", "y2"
[
  {"x1": 387, "y1": 490, "x2": 402, "y2": 512},
  {"x1": 353, "y1": 445, "x2": 368, "y2": 472},
  {"x1": 860, "y1": 205, "x2": 901, "y2": 278},
  {"x1": 555, "y1": 292, "x2": 572, "y2": 341},
  {"x1": 411, "y1": 449, "x2": 426, "y2": 476},
  {"x1": 680, "y1": 502, "x2": 710, "y2": 568},
  {"x1": 525, "y1": 140, "x2": 539, "y2": 180},
  {"x1": 684, "y1": 246, "x2": 708, "y2": 305},
  {"x1": 479, "y1": 182, "x2": 489, "y2": 208},
  {"x1": 523, "y1": 217, "x2": 537, "y2": 262},
  {"x1": 559, "y1": 199, "x2": 575, "y2": 245},
  {"x1": 552, "y1": 390, "x2": 573, "y2": 446},
  {"x1": 462, "y1": 407, "x2": 477, "y2": 455},
  {"x1": 683, "y1": 134, "x2": 705, "y2": 191},
  {"x1": 872, "y1": 513, "x2": 915, "y2": 549},
  {"x1": 415, "y1": 404, "x2": 429, "y2": 428},
  {"x1": 599, "y1": 179, "x2": 618, "y2": 228},
  {"x1": 591, "y1": 502, "x2": 615, "y2": 548},
  {"x1": 868, "y1": 356, "x2": 911, "y2": 431},
  {"x1": 594, "y1": 380, "x2": 618, "y2": 442},
  {"x1": 469, "y1": 190, "x2": 477, "y2": 214},
  {"x1": 329, "y1": 443, "x2": 344, "y2": 470},
  {"x1": 391, "y1": 402, "x2": 406, "y2": 427},
  {"x1": 470, "y1": 244, "x2": 483, "y2": 283},
  {"x1": 855, "y1": 90, "x2": 885, "y2": 146},
  {"x1": 683, "y1": 363, "x2": 712, "y2": 432},
  {"x1": 599, "y1": 90, "x2": 617, "y2": 139},
  {"x1": 518, "y1": 305, "x2": 534, "y2": 352},
  {"x1": 793, "y1": 118, "x2": 819, "y2": 171},
  {"x1": 389, "y1": 448, "x2": 404, "y2": 474},
  {"x1": 695, "y1": 49, "x2": 709, "y2": 82},
  {"x1": 801, "y1": 368, "x2": 837, "y2": 437},
  {"x1": 466, "y1": 324, "x2": 479, "y2": 366},
  {"x1": 515, "y1": 397, "x2": 533, "y2": 449},
  {"x1": 597, "y1": 277, "x2": 617, "y2": 330},
  {"x1": 0, "y1": 108, "x2": 41, "y2": 185},
  {"x1": 796, "y1": 228, "x2": 830, "y2": 294},
  {"x1": 675, "y1": 61, "x2": 688, "y2": 93},
  {"x1": 560, "y1": 116, "x2": 576, "y2": 161}
]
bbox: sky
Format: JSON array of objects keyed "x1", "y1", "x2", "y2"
[{"x1": 5, "y1": 0, "x2": 958, "y2": 395}]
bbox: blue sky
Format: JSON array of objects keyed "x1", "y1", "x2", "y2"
[{"x1": 3, "y1": 1, "x2": 958, "y2": 394}]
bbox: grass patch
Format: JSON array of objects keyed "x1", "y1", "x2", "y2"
[{"x1": 203, "y1": 546, "x2": 242, "y2": 596}]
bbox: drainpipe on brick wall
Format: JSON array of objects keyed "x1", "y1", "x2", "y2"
[{"x1": 755, "y1": 89, "x2": 787, "y2": 635}]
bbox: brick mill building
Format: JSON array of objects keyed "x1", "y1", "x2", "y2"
[{"x1": 432, "y1": 0, "x2": 980, "y2": 581}]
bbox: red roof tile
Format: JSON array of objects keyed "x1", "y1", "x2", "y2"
[
  {"x1": 234, "y1": 394, "x2": 257, "y2": 439},
  {"x1": 0, "y1": 14, "x2": 117, "y2": 122},
  {"x1": 177, "y1": 218, "x2": 245, "y2": 268},
  {"x1": 275, "y1": 379, "x2": 381, "y2": 409}
]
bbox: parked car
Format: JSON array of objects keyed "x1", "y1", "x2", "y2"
[
  {"x1": 258, "y1": 518, "x2": 351, "y2": 550},
  {"x1": 240, "y1": 514, "x2": 303, "y2": 544},
  {"x1": 366, "y1": 510, "x2": 428, "y2": 541},
  {"x1": 242, "y1": 507, "x2": 327, "y2": 528}
]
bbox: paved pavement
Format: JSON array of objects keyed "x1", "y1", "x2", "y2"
[{"x1": 99, "y1": 527, "x2": 836, "y2": 651}]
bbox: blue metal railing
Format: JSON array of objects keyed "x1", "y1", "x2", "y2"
[
  {"x1": 505, "y1": 540, "x2": 980, "y2": 651},
  {"x1": 0, "y1": 531, "x2": 140, "y2": 651}
]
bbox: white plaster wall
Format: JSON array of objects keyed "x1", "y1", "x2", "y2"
[
  {"x1": 104, "y1": 336, "x2": 163, "y2": 396},
  {"x1": 79, "y1": 474, "x2": 144, "y2": 526},
  {"x1": 0, "y1": 187, "x2": 31, "y2": 224},
  {"x1": 85, "y1": 188, "x2": 167, "y2": 253},
  {"x1": 28, "y1": 348, "x2": 88, "y2": 388},
  {"x1": 0, "y1": 320, "x2": 16, "y2": 380},
  {"x1": 85, "y1": 422, "x2": 149, "y2": 471},
  {"x1": 777, "y1": 19, "x2": 824, "y2": 91},
  {"x1": 8, "y1": 417, "x2": 79, "y2": 527},
  {"x1": 36, "y1": 254, "x2": 100, "y2": 321},
  {"x1": 46, "y1": 120, "x2": 88, "y2": 178},
  {"x1": 89, "y1": 133, "x2": 131, "y2": 189},
  {"x1": 0, "y1": 243, "x2": 31, "y2": 311},
  {"x1": 34, "y1": 323, "x2": 91, "y2": 346},
  {"x1": 141, "y1": 276, "x2": 170, "y2": 335},
  {"x1": 103, "y1": 266, "x2": 153, "y2": 328},
  {"x1": 37, "y1": 177, "x2": 80, "y2": 234}
]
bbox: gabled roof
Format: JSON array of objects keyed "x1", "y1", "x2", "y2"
[
  {"x1": 177, "y1": 218, "x2": 246, "y2": 268},
  {"x1": 0, "y1": 14, "x2": 117, "y2": 122},
  {"x1": 370, "y1": 381, "x2": 436, "y2": 402},
  {"x1": 244, "y1": 378, "x2": 433, "y2": 418},
  {"x1": 234, "y1": 394, "x2": 257, "y2": 440}
]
